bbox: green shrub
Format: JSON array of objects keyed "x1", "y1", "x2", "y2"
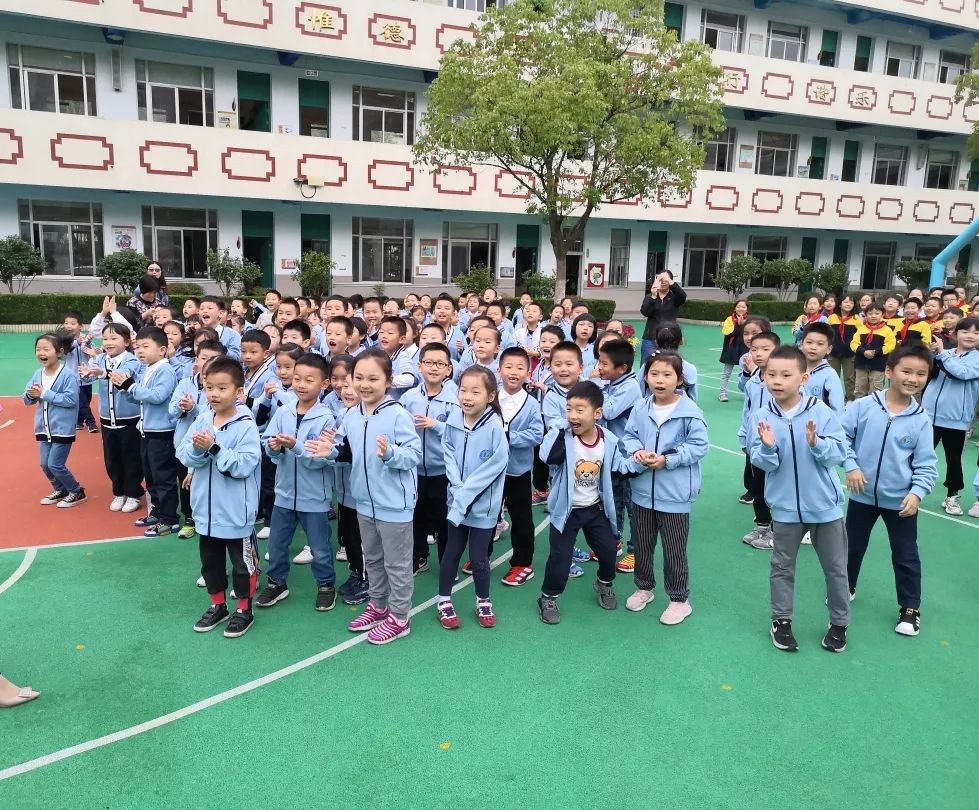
[
  {"x1": 519, "y1": 271, "x2": 556, "y2": 300},
  {"x1": 167, "y1": 282, "x2": 205, "y2": 297},
  {"x1": 0, "y1": 294, "x2": 196, "y2": 324},
  {"x1": 746, "y1": 292, "x2": 776, "y2": 302},
  {"x1": 680, "y1": 298, "x2": 801, "y2": 323},
  {"x1": 98, "y1": 249, "x2": 148, "y2": 296},
  {"x1": 293, "y1": 251, "x2": 334, "y2": 297},
  {"x1": 452, "y1": 264, "x2": 495, "y2": 295},
  {"x1": 0, "y1": 235, "x2": 43, "y2": 293}
]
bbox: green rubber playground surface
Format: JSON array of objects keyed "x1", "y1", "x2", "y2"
[{"x1": 1, "y1": 324, "x2": 977, "y2": 807}]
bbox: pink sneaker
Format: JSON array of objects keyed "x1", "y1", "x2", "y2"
[
  {"x1": 367, "y1": 614, "x2": 411, "y2": 645},
  {"x1": 659, "y1": 600, "x2": 692, "y2": 626},
  {"x1": 969, "y1": 501, "x2": 979, "y2": 518},
  {"x1": 348, "y1": 602, "x2": 389, "y2": 633}
]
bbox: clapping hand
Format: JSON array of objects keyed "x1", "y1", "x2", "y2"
[
  {"x1": 806, "y1": 420, "x2": 818, "y2": 448},
  {"x1": 191, "y1": 430, "x2": 215, "y2": 451},
  {"x1": 26, "y1": 383, "x2": 41, "y2": 399},
  {"x1": 108, "y1": 371, "x2": 129, "y2": 387},
  {"x1": 376, "y1": 435, "x2": 389, "y2": 458},
  {"x1": 757, "y1": 421, "x2": 776, "y2": 448},
  {"x1": 304, "y1": 427, "x2": 336, "y2": 458},
  {"x1": 414, "y1": 414, "x2": 435, "y2": 430}
]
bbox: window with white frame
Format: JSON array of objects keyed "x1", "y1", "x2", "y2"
[
  {"x1": 136, "y1": 60, "x2": 213, "y2": 126},
  {"x1": 755, "y1": 132, "x2": 797, "y2": 177},
  {"x1": 700, "y1": 10, "x2": 744, "y2": 53},
  {"x1": 7, "y1": 44, "x2": 97, "y2": 116},
  {"x1": 884, "y1": 42, "x2": 920, "y2": 79},
  {"x1": 767, "y1": 22, "x2": 808, "y2": 62},
  {"x1": 141, "y1": 206, "x2": 216, "y2": 278},
  {"x1": 702, "y1": 127, "x2": 736, "y2": 172},
  {"x1": 352, "y1": 86, "x2": 416, "y2": 146},
  {"x1": 682, "y1": 233, "x2": 725, "y2": 287},
  {"x1": 447, "y1": 0, "x2": 486, "y2": 8},
  {"x1": 925, "y1": 149, "x2": 960, "y2": 190},
  {"x1": 353, "y1": 217, "x2": 413, "y2": 283},
  {"x1": 18, "y1": 199, "x2": 103, "y2": 276},
  {"x1": 939, "y1": 50, "x2": 971, "y2": 84},
  {"x1": 441, "y1": 222, "x2": 497, "y2": 283},
  {"x1": 915, "y1": 243, "x2": 943, "y2": 262},
  {"x1": 872, "y1": 144, "x2": 908, "y2": 186},
  {"x1": 861, "y1": 241, "x2": 896, "y2": 289},
  {"x1": 608, "y1": 229, "x2": 631, "y2": 288}
]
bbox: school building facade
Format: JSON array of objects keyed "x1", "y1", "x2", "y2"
[{"x1": 0, "y1": 0, "x2": 977, "y2": 308}]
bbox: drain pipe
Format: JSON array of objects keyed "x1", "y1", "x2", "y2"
[{"x1": 931, "y1": 217, "x2": 979, "y2": 289}]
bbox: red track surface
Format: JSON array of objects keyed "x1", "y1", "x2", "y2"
[{"x1": 0, "y1": 398, "x2": 147, "y2": 548}]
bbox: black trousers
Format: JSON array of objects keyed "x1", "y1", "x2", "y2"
[
  {"x1": 750, "y1": 461, "x2": 771, "y2": 526},
  {"x1": 412, "y1": 474, "x2": 449, "y2": 563},
  {"x1": 77, "y1": 383, "x2": 95, "y2": 426},
  {"x1": 532, "y1": 455, "x2": 549, "y2": 492},
  {"x1": 177, "y1": 462, "x2": 192, "y2": 521},
  {"x1": 141, "y1": 431, "x2": 179, "y2": 525},
  {"x1": 440, "y1": 525, "x2": 493, "y2": 600},
  {"x1": 338, "y1": 503, "x2": 365, "y2": 577},
  {"x1": 102, "y1": 421, "x2": 143, "y2": 499},
  {"x1": 199, "y1": 533, "x2": 259, "y2": 606},
  {"x1": 846, "y1": 499, "x2": 921, "y2": 609},
  {"x1": 933, "y1": 425, "x2": 966, "y2": 495},
  {"x1": 504, "y1": 471, "x2": 535, "y2": 567},
  {"x1": 541, "y1": 503, "x2": 617, "y2": 597},
  {"x1": 741, "y1": 451, "x2": 752, "y2": 492},
  {"x1": 259, "y1": 452, "x2": 276, "y2": 522}
]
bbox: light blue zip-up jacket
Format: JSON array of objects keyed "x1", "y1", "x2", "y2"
[
  {"x1": 803, "y1": 361, "x2": 845, "y2": 414},
  {"x1": 401, "y1": 381, "x2": 460, "y2": 477},
  {"x1": 619, "y1": 394, "x2": 709, "y2": 513},
  {"x1": 253, "y1": 385, "x2": 297, "y2": 430},
  {"x1": 455, "y1": 357, "x2": 500, "y2": 384},
  {"x1": 389, "y1": 346, "x2": 420, "y2": 400},
  {"x1": 332, "y1": 406, "x2": 356, "y2": 509},
  {"x1": 321, "y1": 389, "x2": 343, "y2": 417},
  {"x1": 542, "y1": 381, "x2": 574, "y2": 429},
  {"x1": 120, "y1": 360, "x2": 178, "y2": 434},
  {"x1": 443, "y1": 324, "x2": 467, "y2": 361},
  {"x1": 217, "y1": 325, "x2": 242, "y2": 361},
  {"x1": 749, "y1": 396, "x2": 848, "y2": 524},
  {"x1": 92, "y1": 351, "x2": 141, "y2": 427},
  {"x1": 443, "y1": 408, "x2": 509, "y2": 529},
  {"x1": 170, "y1": 352, "x2": 194, "y2": 380},
  {"x1": 540, "y1": 422, "x2": 619, "y2": 532},
  {"x1": 580, "y1": 344, "x2": 597, "y2": 378},
  {"x1": 24, "y1": 365, "x2": 79, "y2": 442},
  {"x1": 242, "y1": 356, "x2": 277, "y2": 410},
  {"x1": 263, "y1": 399, "x2": 336, "y2": 513},
  {"x1": 65, "y1": 337, "x2": 94, "y2": 389},
  {"x1": 601, "y1": 372, "x2": 642, "y2": 439},
  {"x1": 842, "y1": 392, "x2": 938, "y2": 510},
  {"x1": 638, "y1": 359, "x2": 699, "y2": 403},
  {"x1": 329, "y1": 398, "x2": 422, "y2": 522},
  {"x1": 922, "y1": 348, "x2": 979, "y2": 430},
  {"x1": 502, "y1": 392, "x2": 544, "y2": 476},
  {"x1": 738, "y1": 368, "x2": 772, "y2": 449},
  {"x1": 169, "y1": 374, "x2": 208, "y2": 448},
  {"x1": 176, "y1": 403, "x2": 262, "y2": 539}
]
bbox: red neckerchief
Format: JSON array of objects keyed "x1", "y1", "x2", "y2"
[
  {"x1": 925, "y1": 316, "x2": 942, "y2": 327},
  {"x1": 835, "y1": 313, "x2": 855, "y2": 340},
  {"x1": 864, "y1": 321, "x2": 889, "y2": 345},
  {"x1": 898, "y1": 317, "x2": 919, "y2": 342},
  {"x1": 804, "y1": 313, "x2": 822, "y2": 325}
]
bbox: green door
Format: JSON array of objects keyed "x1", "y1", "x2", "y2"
[
  {"x1": 238, "y1": 71, "x2": 271, "y2": 133},
  {"x1": 833, "y1": 239, "x2": 849, "y2": 266},
  {"x1": 854, "y1": 36, "x2": 872, "y2": 72},
  {"x1": 664, "y1": 2, "x2": 683, "y2": 38},
  {"x1": 809, "y1": 137, "x2": 828, "y2": 180},
  {"x1": 842, "y1": 140, "x2": 860, "y2": 182},
  {"x1": 298, "y1": 79, "x2": 329, "y2": 138},
  {"x1": 301, "y1": 213, "x2": 331, "y2": 256},
  {"x1": 242, "y1": 210, "x2": 274, "y2": 288},
  {"x1": 799, "y1": 237, "x2": 818, "y2": 293},
  {"x1": 969, "y1": 159, "x2": 979, "y2": 192},
  {"x1": 646, "y1": 231, "x2": 668, "y2": 288},
  {"x1": 819, "y1": 30, "x2": 838, "y2": 67},
  {"x1": 515, "y1": 223, "x2": 540, "y2": 288}
]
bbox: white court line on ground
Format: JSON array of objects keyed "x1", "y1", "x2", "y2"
[
  {"x1": 0, "y1": 419, "x2": 14, "y2": 431},
  {"x1": 0, "y1": 548, "x2": 36, "y2": 596},
  {"x1": 0, "y1": 518, "x2": 547, "y2": 783},
  {"x1": 0, "y1": 534, "x2": 147, "y2": 555}
]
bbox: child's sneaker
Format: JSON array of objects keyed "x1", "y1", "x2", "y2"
[
  {"x1": 738, "y1": 491, "x2": 754, "y2": 504},
  {"x1": 340, "y1": 573, "x2": 369, "y2": 605},
  {"x1": 494, "y1": 519, "x2": 509, "y2": 540},
  {"x1": 943, "y1": 495, "x2": 963, "y2": 515},
  {"x1": 255, "y1": 580, "x2": 289, "y2": 608},
  {"x1": 743, "y1": 525, "x2": 774, "y2": 550},
  {"x1": 367, "y1": 614, "x2": 410, "y2": 645},
  {"x1": 196, "y1": 576, "x2": 206, "y2": 587},
  {"x1": 109, "y1": 495, "x2": 126, "y2": 512},
  {"x1": 501, "y1": 565, "x2": 534, "y2": 586},
  {"x1": 194, "y1": 603, "x2": 229, "y2": 632},
  {"x1": 348, "y1": 602, "x2": 389, "y2": 632},
  {"x1": 895, "y1": 607, "x2": 920, "y2": 637},
  {"x1": 223, "y1": 609, "x2": 254, "y2": 638},
  {"x1": 462, "y1": 560, "x2": 473, "y2": 575},
  {"x1": 121, "y1": 497, "x2": 142, "y2": 513},
  {"x1": 594, "y1": 580, "x2": 617, "y2": 610},
  {"x1": 293, "y1": 545, "x2": 313, "y2": 564},
  {"x1": 144, "y1": 523, "x2": 178, "y2": 537},
  {"x1": 615, "y1": 553, "x2": 635, "y2": 573},
  {"x1": 86, "y1": 422, "x2": 99, "y2": 433},
  {"x1": 426, "y1": 534, "x2": 436, "y2": 545},
  {"x1": 315, "y1": 585, "x2": 337, "y2": 612},
  {"x1": 476, "y1": 599, "x2": 496, "y2": 628},
  {"x1": 57, "y1": 489, "x2": 87, "y2": 508},
  {"x1": 134, "y1": 515, "x2": 157, "y2": 528},
  {"x1": 437, "y1": 600, "x2": 460, "y2": 630},
  {"x1": 626, "y1": 589, "x2": 654, "y2": 612},
  {"x1": 717, "y1": 392, "x2": 728, "y2": 402},
  {"x1": 531, "y1": 489, "x2": 549, "y2": 505},
  {"x1": 770, "y1": 619, "x2": 798, "y2": 651},
  {"x1": 660, "y1": 600, "x2": 692, "y2": 625},
  {"x1": 256, "y1": 526, "x2": 271, "y2": 540},
  {"x1": 821, "y1": 624, "x2": 847, "y2": 653},
  {"x1": 969, "y1": 501, "x2": 979, "y2": 518},
  {"x1": 571, "y1": 547, "x2": 590, "y2": 564},
  {"x1": 177, "y1": 520, "x2": 196, "y2": 539},
  {"x1": 801, "y1": 531, "x2": 812, "y2": 545},
  {"x1": 538, "y1": 595, "x2": 560, "y2": 624},
  {"x1": 413, "y1": 558, "x2": 430, "y2": 575},
  {"x1": 568, "y1": 563, "x2": 584, "y2": 578},
  {"x1": 335, "y1": 546, "x2": 347, "y2": 561},
  {"x1": 40, "y1": 489, "x2": 69, "y2": 505}
]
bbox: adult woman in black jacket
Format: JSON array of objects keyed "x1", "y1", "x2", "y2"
[{"x1": 640, "y1": 271, "x2": 687, "y2": 363}]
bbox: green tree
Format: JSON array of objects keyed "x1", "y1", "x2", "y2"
[
  {"x1": 956, "y1": 48, "x2": 979, "y2": 158},
  {"x1": 711, "y1": 255, "x2": 759, "y2": 299},
  {"x1": 894, "y1": 258, "x2": 931, "y2": 291},
  {"x1": 761, "y1": 257, "x2": 813, "y2": 301},
  {"x1": 293, "y1": 251, "x2": 335, "y2": 297},
  {"x1": 414, "y1": 0, "x2": 723, "y2": 298},
  {"x1": 206, "y1": 248, "x2": 261, "y2": 297},
  {"x1": 452, "y1": 263, "x2": 495, "y2": 295},
  {"x1": 0, "y1": 235, "x2": 43, "y2": 294},
  {"x1": 98, "y1": 249, "x2": 148, "y2": 296},
  {"x1": 814, "y1": 263, "x2": 850, "y2": 297},
  {"x1": 520, "y1": 270, "x2": 556, "y2": 300}
]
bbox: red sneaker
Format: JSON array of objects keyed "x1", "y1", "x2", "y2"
[
  {"x1": 501, "y1": 565, "x2": 535, "y2": 586},
  {"x1": 437, "y1": 601, "x2": 460, "y2": 630},
  {"x1": 531, "y1": 490, "x2": 549, "y2": 505},
  {"x1": 462, "y1": 560, "x2": 473, "y2": 575},
  {"x1": 589, "y1": 541, "x2": 623, "y2": 561},
  {"x1": 476, "y1": 600, "x2": 496, "y2": 628}
]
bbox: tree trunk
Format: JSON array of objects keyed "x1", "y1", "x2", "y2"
[{"x1": 548, "y1": 216, "x2": 568, "y2": 301}]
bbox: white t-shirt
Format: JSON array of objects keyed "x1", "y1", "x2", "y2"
[
  {"x1": 41, "y1": 366, "x2": 60, "y2": 394},
  {"x1": 652, "y1": 399, "x2": 680, "y2": 426},
  {"x1": 782, "y1": 401, "x2": 803, "y2": 419},
  {"x1": 572, "y1": 432, "x2": 604, "y2": 508},
  {"x1": 499, "y1": 389, "x2": 527, "y2": 427}
]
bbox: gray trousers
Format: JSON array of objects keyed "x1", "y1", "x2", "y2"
[
  {"x1": 358, "y1": 515, "x2": 414, "y2": 620},
  {"x1": 771, "y1": 519, "x2": 850, "y2": 627}
]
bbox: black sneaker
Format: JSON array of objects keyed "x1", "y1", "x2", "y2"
[
  {"x1": 340, "y1": 573, "x2": 369, "y2": 605},
  {"x1": 895, "y1": 608, "x2": 920, "y2": 637},
  {"x1": 315, "y1": 585, "x2": 337, "y2": 612},
  {"x1": 194, "y1": 603, "x2": 230, "y2": 633},
  {"x1": 594, "y1": 579, "x2": 617, "y2": 610},
  {"x1": 40, "y1": 489, "x2": 69, "y2": 505},
  {"x1": 57, "y1": 489, "x2": 87, "y2": 509},
  {"x1": 255, "y1": 580, "x2": 290, "y2": 608},
  {"x1": 821, "y1": 624, "x2": 847, "y2": 653},
  {"x1": 538, "y1": 595, "x2": 560, "y2": 625},
  {"x1": 738, "y1": 491, "x2": 754, "y2": 504},
  {"x1": 86, "y1": 422, "x2": 99, "y2": 433},
  {"x1": 223, "y1": 609, "x2": 254, "y2": 638},
  {"x1": 413, "y1": 558, "x2": 430, "y2": 576},
  {"x1": 771, "y1": 619, "x2": 799, "y2": 652}
]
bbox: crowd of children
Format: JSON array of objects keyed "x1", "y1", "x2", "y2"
[{"x1": 20, "y1": 271, "x2": 978, "y2": 653}]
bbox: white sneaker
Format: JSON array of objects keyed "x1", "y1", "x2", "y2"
[
  {"x1": 660, "y1": 600, "x2": 692, "y2": 625},
  {"x1": 944, "y1": 495, "x2": 963, "y2": 516},
  {"x1": 335, "y1": 546, "x2": 347, "y2": 561},
  {"x1": 230, "y1": 589, "x2": 237, "y2": 599},
  {"x1": 109, "y1": 496, "x2": 126, "y2": 512},
  {"x1": 969, "y1": 501, "x2": 979, "y2": 518},
  {"x1": 626, "y1": 589, "x2": 654, "y2": 612},
  {"x1": 196, "y1": 576, "x2": 206, "y2": 587},
  {"x1": 294, "y1": 545, "x2": 314, "y2": 564},
  {"x1": 801, "y1": 531, "x2": 812, "y2": 545},
  {"x1": 743, "y1": 526, "x2": 774, "y2": 550},
  {"x1": 264, "y1": 551, "x2": 269, "y2": 561},
  {"x1": 427, "y1": 534, "x2": 436, "y2": 546},
  {"x1": 718, "y1": 392, "x2": 728, "y2": 402},
  {"x1": 257, "y1": 526, "x2": 271, "y2": 540},
  {"x1": 121, "y1": 497, "x2": 141, "y2": 513},
  {"x1": 494, "y1": 520, "x2": 509, "y2": 540}
]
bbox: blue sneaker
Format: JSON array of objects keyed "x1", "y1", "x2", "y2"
[
  {"x1": 568, "y1": 563, "x2": 584, "y2": 579},
  {"x1": 134, "y1": 515, "x2": 157, "y2": 528},
  {"x1": 340, "y1": 573, "x2": 369, "y2": 605},
  {"x1": 571, "y1": 547, "x2": 590, "y2": 564},
  {"x1": 144, "y1": 523, "x2": 179, "y2": 537}
]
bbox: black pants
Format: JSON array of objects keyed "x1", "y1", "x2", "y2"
[
  {"x1": 750, "y1": 462, "x2": 771, "y2": 525},
  {"x1": 541, "y1": 503, "x2": 617, "y2": 597},
  {"x1": 412, "y1": 474, "x2": 448, "y2": 564},
  {"x1": 177, "y1": 462, "x2": 192, "y2": 521},
  {"x1": 632, "y1": 505, "x2": 690, "y2": 602},
  {"x1": 933, "y1": 425, "x2": 966, "y2": 495},
  {"x1": 141, "y1": 431, "x2": 179, "y2": 525},
  {"x1": 846, "y1": 499, "x2": 921, "y2": 609},
  {"x1": 338, "y1": 503, "x2": 365, "y2": 576},
  {"x1": 102, "y1": 421, "x2": 143, "y2": 499},
  {"x1": 440, "y1": 524, "x2": 493, "y2": 600},
  {"x1": 259, "y1": 452, "x2": 276, "y2": 522},
  {"x1": 532, "y1": 455, "x2": 549, "y2": 493},
  {"x1": 199, "y1": 533, "x2": 259, "y2": 607},
  {"x1": 741, "y1": 451, "x2": 752, "y2": 492},
  {"x1": 504, "y1": 471, "x2": 535, "y2": 567},
  {"x1": 77, "y1": 384, "x2": 95, "y2": 427}
]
